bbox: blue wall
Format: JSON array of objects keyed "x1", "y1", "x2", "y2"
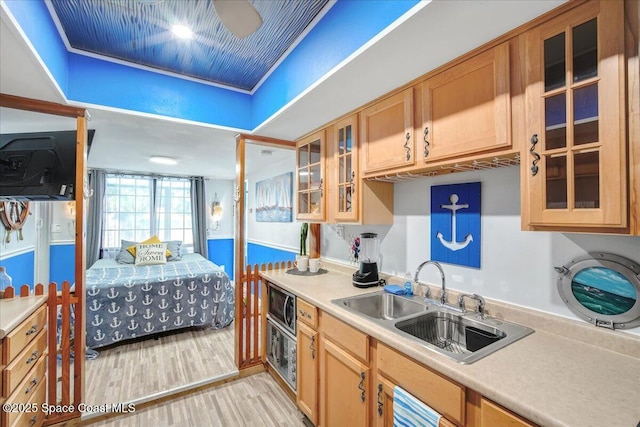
[
  {"x1": 208, "y1": 238, "x2": 234, "y2": 280},
  {"x1": 0, "y1": 251, "x2": 35, "y2": 289},
  {"x1": 247, "y1": 242, "x2": 296, "y2": 267},
  {"x1": 50, "y1": 244, "x2": 75, "y2": 290}
]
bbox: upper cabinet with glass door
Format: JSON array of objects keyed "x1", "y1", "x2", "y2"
[
  {"x1": 297, "y1": 130, "x2": 325, "y2": 221},
  {"x1": 523, "y1": 0, "x2": 626, "y2": 229},
  {"x1": 330, "y1": 115, "x2": 358, "y2": 222}
]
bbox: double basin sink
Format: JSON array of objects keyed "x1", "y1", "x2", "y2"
[{"x1": 332, "y1": 291, "x2": 533, "y2": 364}]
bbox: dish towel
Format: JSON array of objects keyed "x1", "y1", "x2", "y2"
[{"x1": 393, "y1": 386, "x2": 442, "y2": 427}]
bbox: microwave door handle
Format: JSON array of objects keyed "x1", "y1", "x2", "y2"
[
  {"x1": 274, "y1": 334, "x2": 281, "y2": 363},
  {"x1": 283, "y1": 295, "x2": 292, "y2": 327}
]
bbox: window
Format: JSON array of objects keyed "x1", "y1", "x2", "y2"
[{"x1": 102, "y1": 174, "x2": 193, "y2": 256}]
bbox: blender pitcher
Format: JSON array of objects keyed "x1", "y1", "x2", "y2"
[{"x1": 352, "y1": 232, "x2": 384, "y2": 288}]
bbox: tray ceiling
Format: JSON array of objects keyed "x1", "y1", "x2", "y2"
[{"x1": 48, "y1": 0, "x2": 329, "y2": 91}]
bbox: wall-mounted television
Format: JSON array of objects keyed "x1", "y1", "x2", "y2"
[{"x1": 0, "y1": 129, "x2": 95, "y2": 201}]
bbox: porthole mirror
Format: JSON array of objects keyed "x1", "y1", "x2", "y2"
[{"x1": 555, "y1": 253, "x2": 640, "y2": 330}]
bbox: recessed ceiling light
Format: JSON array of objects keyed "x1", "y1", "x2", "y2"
[
  {"x1": 171, "y1": 24, "x2": 193, "y2": 39},
  {"x1": 149, "y1": 156, "x2": 178, "y2": 165}
]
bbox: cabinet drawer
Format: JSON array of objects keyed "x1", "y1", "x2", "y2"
[
  {"x1": 377, "y1": 343, "x2": 465, "y2": 425},
  {"x1": 2, "y1": 330, "x2": 47, "y2": 398},
  {"x1": 2, "y1": 305, "x2": 46, "y2": 365},
  {"x1": 480, "y1": 397, "x2": 536, "y2": 427},
  {"x1": 4, "y1": 378, "x2": 46, "y2": 427},
  {"x1": 319, "y1": 312, "x2": 368, "y2": 363},
  {"x1": 297, "y1": 299, "x2": 317, "y2": 329}
]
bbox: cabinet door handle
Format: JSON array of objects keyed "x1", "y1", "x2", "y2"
[
  {"x1": 26, "y1": 324, "x2": 38, "y2": 336},
  {"x1": 423, "y1": 126, "x2": 430, "y2": 158},
  {"x1": 29, "y1": 415, "x2": 37, "y2": 426},
  {"x1": 350, "y1": 171, "x2": 356, "y2": 195},
  {"x1": 404, "y1": 132, "x2": 411, "y2": 161},
  {"x1": 310, "y1": 335, "x2": 315, "y2": 359},
  {"x1": 529, "y1": 133, "x2": 540, "y2": 176},
  {"x1": 319, "y1": 178, "x2": 323, "y2": 198},
  {"x1": 26, "y1": 350, "x2": 38, "y2": 364},
  {"x1": 25, "y1": 378, "x2": 38, "y2": 394},
  {"x1": 377, "y1": 383, "x2": 383, "y2": 416},
  {"x1": 358, "y1": 371, "x2": 366, "y2": 402}
]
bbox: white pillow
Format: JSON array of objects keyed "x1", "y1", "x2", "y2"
[{"x1": 134, "y1": 243, "x2": 167, "y2": 266}]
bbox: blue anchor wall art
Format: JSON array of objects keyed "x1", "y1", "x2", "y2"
[{"x1": 430, "y1": 182, "x2": 481, "y2": 268}]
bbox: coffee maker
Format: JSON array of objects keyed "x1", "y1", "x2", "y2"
[{"x1": 352, "y1": 232, "x2": 384, "y2": 288}]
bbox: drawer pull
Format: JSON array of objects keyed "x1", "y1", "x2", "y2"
[
  {"x1": 358, "y1": 371, "x2": 366, "y2": 402},
  {"x1": 25, "y1": 378, "x2": 38, "y2": 394},
  {"x1": 310, "y1": 335, "x2": 315, "y2": 360},
  {"x1": 298, "y1": 310, "x2": 312, "y2": 319},
  {"x1": 26, "y1": 324, "x2": 38, "y2": 336},
  {"x1": 529, "y1": 133, "x2": 540, "y2": 176},
  {"x1": 404, "y1": 132, "x2": 411, "y2": 161},
  {"x1": 377, "y1": 383, "x2": 383, "y2": 416},
  {"x1": 26, "y1": 350, "x2": 39, "y2": 364}
]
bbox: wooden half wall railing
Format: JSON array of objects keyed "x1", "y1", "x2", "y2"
[
  {"x1": 236, "y1": 261, "x2": 293, "y2": 369},
  {"x1": 1, "y1": 283, "x2": 83, "y2": 426}
]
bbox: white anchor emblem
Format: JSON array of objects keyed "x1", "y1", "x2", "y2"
[
  {"x1": 201, "y1": 300, "x2": 210, "y2": 310},
  {"x1": 174, "y1": 303, "x2": 184, "y2": 314},
  {"x1": 126, "y1": 305, "x2": 137, "y2": 317},
  {"x1": 187, "y1": 294, "x2": 197, "y2": 305},
  {"x1": 174, "y1": 316, "x2": 184, "y2": 327},
  {"x1": 125, "y1": 291, "x2": 136, "y2": 302},
  {"x1": 159, "y1": 312, "x2": 169, "y2": 323},
  {"x1": 107, "y1": 287, "x2": 119, "y2": 299},
  {"x1": 158, "y1": 298, "x2": 169, "y2": 310},
  {"x1": 143, "y1": 308, "x2": 154, "y2": 320},
  {"x1": 187, "y1": 307, "x2": 197, "y2": 317},
  {"x1": 113, "y1": 331, "x2": 123, "y2": 341},
  {"x1": 141, "y1": 282, "x2": 152, "y2": 292},
  {"x1": 91, "y1": 315, "x2": 103, "y2": 326},
  {"x1": 110, "y1": 317, "x2": 121, "y2": 328},
  {"x1": 201, "y1": 286, "x2": 210, "y2": 297},
  {"x1": 87, "y1": 286, "x2": 100, "y2": 296},
  {"x1": 158, "y1": 285, "x2": 168, "y2": 296},
  {"x1": 157, "y1": 276, "x2": 168, "y2": 283},
  {"x1": 94, "y1": 330, "x2": 105, "y2": 341},
  {"x1": 89, "y1": 300, "x2": 102, "y2": 312},
  {"x1": 128, "y1": 319, "x2": 138, "y2": 330},
  {"x1": 173, "y1": 289, "x2": 183, "y2": 300},
  {"x1": 108, "y1": 302, "x2": 120, "y2": 314},
  {"x1": 187, "y1": 281, "x2": 197, "y2": 292},
  {"x1": 173, "y1": 278, "x2": 183, "y2": 287},
  {"x1": 213, "y1": 281, "x2": 222, "y2": 290},
  {"x1": 124, "y1": 279, "x2": 136, "y2": 288},
  {"x1": 202, "y1": 274, "x2": 211, "y2": 284},
  {"x1": 200, "y1": 313, "x2": 207, "y2": 323},
  {"x1": 142, "y1": 295, "x2": 153, "y2": 306},
  {"x1": 144, "y1": 322, "x2": 154, "y2": 333},
  {"x1": 436, "y1": 194, "x2": 473, "y2": 251},
  {"x1": 187, "y1": 272, "x2": 197, "y2": 278}
]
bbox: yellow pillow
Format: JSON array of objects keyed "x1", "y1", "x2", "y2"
[{"x1": 127, "y1": 235, "x2": 172, "y2": 257}]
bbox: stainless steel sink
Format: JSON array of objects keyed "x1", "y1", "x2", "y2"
[
  {"x1": 336, "y1": 292, "x2": 427, "y2": 320},
  {"x1": 332, "y1": 291, "x2": 533, "y2": 364}
]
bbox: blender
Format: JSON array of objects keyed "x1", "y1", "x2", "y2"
[{"x1": 352, "y1": 232, "x2": 384, "y2": 288}]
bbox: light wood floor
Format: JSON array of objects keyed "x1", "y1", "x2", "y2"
[
  {"x1": 86, "y1": 373, "x2": 306, "y2": 427},
  {"x1": 84, "y1": 324, "x2": 237, "y2": 405}
]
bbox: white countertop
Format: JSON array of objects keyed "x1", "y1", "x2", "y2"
[
  {"x1": 261, "y1": 265, "x2": 640, "y2": 427},
  {"x1": 0, "y1": 295, "x2": 47, "y2": 339}
]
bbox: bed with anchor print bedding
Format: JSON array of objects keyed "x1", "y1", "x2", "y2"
[{"x1": 85, "y1": 253, "x2": 234, "y2": 349}]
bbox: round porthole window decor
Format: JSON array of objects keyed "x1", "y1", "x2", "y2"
[{"x1": 555, "y1": 253, "x2": 640, "y2": 330}]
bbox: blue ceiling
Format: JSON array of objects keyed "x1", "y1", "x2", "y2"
[{"x1": 48, "y1": 0, "x2": 329, "y2": 92}]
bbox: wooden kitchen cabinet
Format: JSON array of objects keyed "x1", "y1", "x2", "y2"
[
  {"x1": 360, "y1": 88, "x2": 414, "y2": 174},
  {"x1": 327, "y1": 114, "x2": 394, "y2": 225},
  {"x1": 522, "y1": 0, "x2": 627, "y2": 229},
  {"x1": 419, "y1": 42, "x2": 511, "y2": 162},
  {"x1": 296, "y1": 130, "x2": 326, "y2": 221},
  {"x1": 297, "y1": 321, "x2": 318, "y2": 425},
  {"x1": 466, "y1": 390, "x2": 537, "y2": 427},
  {"x1": 319, "y1": 338, "x2": 370, "y2": 427}
]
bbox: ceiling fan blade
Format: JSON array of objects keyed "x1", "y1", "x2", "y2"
[{"x1": 213, "y1": 0, "x2": 263, "y2": 39}]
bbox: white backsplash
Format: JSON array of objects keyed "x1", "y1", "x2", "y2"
[{"x1": 321, "y1": 166, "x2": 640, "y2": 337}]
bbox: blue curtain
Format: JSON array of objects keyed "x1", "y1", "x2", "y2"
[
  {"x1": 190, "y1": 176, "x2": 208, "y2": 258},
  {"x1": 86, "y1": 169, "x2": 106, "y2": 268}
]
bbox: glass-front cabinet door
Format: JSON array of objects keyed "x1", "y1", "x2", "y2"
[
  {"x1": 297, "y1": 130, "x2": 325, "y2": 221},
  {"x1": 524, "y1": 1, "x2": 626, "y2": 228},
  {"x1": 332, "y1": 115, "x2": 358, "y2": 222}
]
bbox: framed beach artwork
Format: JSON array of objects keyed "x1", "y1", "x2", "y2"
[{"x1": 256, "y1": 172, "x2": 293, "y2": 222}]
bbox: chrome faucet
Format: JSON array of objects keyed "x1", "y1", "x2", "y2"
[
  {"x1": 413, "y1": 260, "x2": 446, "y2": 305},
  {"x1": 458, "y1": 293, "x2": 486, "y2": 318}
]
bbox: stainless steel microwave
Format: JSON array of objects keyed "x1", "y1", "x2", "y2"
[{"x1": 267, "y1": 281, "x2": 296, "y2": 336}]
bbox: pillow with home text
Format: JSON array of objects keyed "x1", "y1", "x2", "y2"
[{"x1": 134, "y1": 243, "x2": 167, "y2": 266}]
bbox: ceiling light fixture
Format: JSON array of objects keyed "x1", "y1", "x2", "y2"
[
  {"x1": 149, "y1": 156, "x2": 178, "y2": 165},
  {"x1": 171, "y1": 24, "x2": 193, "y2": 39}
]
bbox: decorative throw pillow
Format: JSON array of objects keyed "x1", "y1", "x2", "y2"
[
  {"x1": 134, "y1": 243, "x2": 167, "y2": 266},
  {"x1": 164, "y1": 240, "x2": 183, "y2": 261},
  {"x1": 127, "y1": 235, "x2": 172, "y2": 258},
  {"x1": 116, "y1": 240, "x2": 137, "y2": 264}
]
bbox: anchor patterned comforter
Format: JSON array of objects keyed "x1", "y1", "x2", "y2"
[{"x1": 85, "y1": 253, "x2": 234, "y2": 349}]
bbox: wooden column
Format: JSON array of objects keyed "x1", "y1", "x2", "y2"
[
  {"x1": 309, "y1": 223, "x2": 321, "y2": 258},
  {"x1": 234, "y1": 134, "x2": 246, "y2": 369}
]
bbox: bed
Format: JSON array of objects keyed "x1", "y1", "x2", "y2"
[{"x1": 85, "y1": 253, "x2": 234, "y2": 349}]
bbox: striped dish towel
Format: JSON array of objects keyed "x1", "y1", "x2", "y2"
[{"x1": 393, "y1": 386, "x2": 442, "y2": 427}]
